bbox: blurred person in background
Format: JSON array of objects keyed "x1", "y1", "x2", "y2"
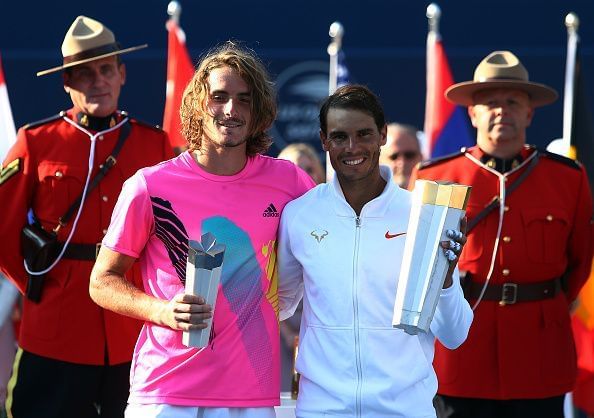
[
  {"x1": 379, "y1": 123, "x2": 422, "y2": 188},
  {"x1": 278, "y1": 142, "x2": 325, "y2": 185}
]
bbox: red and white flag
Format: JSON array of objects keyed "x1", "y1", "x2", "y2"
[
  {"x1": 0, "y1": 54, "x2": 16, "y2": 161},
  {"x1": 163, "y1": 19, "x2": 194, "y2": 151}
]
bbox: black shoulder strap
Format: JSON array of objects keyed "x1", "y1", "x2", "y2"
[
  {"x1": 417, "y1": 148, "x2": 466, "y2": 170},
  {"x1": 467, "y1": 153, "x2": 539, "y2": 233},
  {"x1": 23, "y1": 111, "x2": 66, "y2": 130},
  {"x1": 539, "y1": 148, "x2": 581, "y2": 170},
  {"x1": 57, "y1": 121, "x2": 131, "y2": 229}
]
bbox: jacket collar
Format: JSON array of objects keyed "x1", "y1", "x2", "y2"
[
  {"x1": 465, "y1": 145, "x2": 537, "y2": 176},
  {"x1": 329, "y1": 165, "x2": 402, "y2": 218},
  {"x1": 67, "y1": 108, "x2": 123, "y2": 132}
]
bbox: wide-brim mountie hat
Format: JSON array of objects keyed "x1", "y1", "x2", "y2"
[
  {"x1": 37, "y1": 15, "x2": 147, "y2": 76},
  {"x1": 445, "y1": 50, "x2": 558, "y2": 107}
]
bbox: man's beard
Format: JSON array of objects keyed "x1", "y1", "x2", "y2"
[{"x1": 222, "y1": 138, "x2": 248, "y2": 148}]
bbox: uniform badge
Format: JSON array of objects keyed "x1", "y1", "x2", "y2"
[{"x1": 0, "y1": 158, "x2": 21, "y2": 186}]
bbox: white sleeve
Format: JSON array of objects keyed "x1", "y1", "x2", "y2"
[
  {"x1": 430, "y1": 267, "x2": 473, "y2": 349},
  {"x1": 277, "y1": 204, "x2": 304, "y2": 321}
]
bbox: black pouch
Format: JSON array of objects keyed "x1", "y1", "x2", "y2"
[{"x1": 20, "y1": 223, "x2": 58, "y2": 302}]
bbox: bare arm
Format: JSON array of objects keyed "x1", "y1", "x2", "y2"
[{"x1": 89, "y1": 246, "x2": 211, "y2": 331}]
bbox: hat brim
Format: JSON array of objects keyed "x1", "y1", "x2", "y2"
[
  {"x1": 445, "y1": 80, "x2": 558, "y2": 108},
  {"x1": 36, "y1": 44, "x2": 148, "y2": 77}
]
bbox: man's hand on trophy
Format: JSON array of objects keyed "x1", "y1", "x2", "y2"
[
  {"x1": 441, "y1": 217, "x2": 468, "y2": 288},
  {"x1": 159, "y1": 293, "x2": 213, "y2": 331}
]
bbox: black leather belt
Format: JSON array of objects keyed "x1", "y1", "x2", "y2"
[
  {"x1": 55, "y1": 242, "x2": 101, "y2": 261},
  {"x1": 464, "y1": 277, "x2": 562, "y2": 306}
]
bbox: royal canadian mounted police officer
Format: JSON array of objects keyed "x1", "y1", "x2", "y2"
[
  {"x1": 411, "y1": 51, "x2": 593, "y2": 418},
  {"x1": 0, "y1": 16, "x2": 173, "y2": 418}
]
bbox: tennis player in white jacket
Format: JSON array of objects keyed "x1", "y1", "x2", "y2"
[{"x1": 278, "y1": 85, "x2": 473, "y2": 418}]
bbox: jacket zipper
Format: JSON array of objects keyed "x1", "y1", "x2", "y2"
[{"x1": 353, "y1": 215, "x2": 362, "y2": 417}]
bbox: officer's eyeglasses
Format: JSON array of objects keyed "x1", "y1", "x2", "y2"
[{"x1": 388, "y1": 151, "x2": 419, "y2": 161}]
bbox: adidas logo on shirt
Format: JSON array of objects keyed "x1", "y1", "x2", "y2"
[{"x1": 263, "y1": 203, "x2": 280, "y2": 217}]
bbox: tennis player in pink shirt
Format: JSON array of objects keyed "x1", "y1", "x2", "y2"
[{"x1": 90, "y1": 42, "x2": 314, "y2": 418}]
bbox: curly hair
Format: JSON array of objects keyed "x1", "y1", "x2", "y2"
[{"x1": 180, "y1": 41, "x2": 277, "y2": 156}]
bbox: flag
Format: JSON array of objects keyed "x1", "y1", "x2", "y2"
[
  {"x1": 163, "y1": 19, "x2": 194, "y2": 151},
  {"x1": 423, "y1": 31, "x2": 473, "y2": 158},
  {"x1": 0, "y1": 54, "x2": 16, "y2": 161}
]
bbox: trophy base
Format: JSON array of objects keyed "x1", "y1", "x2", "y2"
[{"x1": 394, "y1": 323, "x2": 424, "y2": 335}]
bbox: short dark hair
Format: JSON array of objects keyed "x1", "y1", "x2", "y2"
[{"x1": 319, "y1": 84, "x2": 386, "y2": 135}]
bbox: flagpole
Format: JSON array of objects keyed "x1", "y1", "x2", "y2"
[
  {"x1": 427, "y1": 3, "x2": 440, "y2": 35},
  {"x1": 167, "y1": 1, "x2": 181, "y2": 24},
  {"x1": 325, "y1": 22, "x2": 344, "y2": 181},
  {"x1": 560, "y1": 16, "x2": 580, "y2": 418},
  {"x1": 424, "y1": 3, "x2": 441, "y2": 159},
  {"x1": 562, "y1": 12, "x2": 579, "y2": 158},
  {"x1": 328, "y1": 22, "x2": 344, "y2": 95}
]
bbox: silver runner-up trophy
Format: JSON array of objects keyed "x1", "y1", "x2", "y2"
[
  {"x1": 392, "y1": 180, "x2": 471, "y2": 335},
  {"x1": 182, "y1": 232, "x2": 226, "y2": 348}
]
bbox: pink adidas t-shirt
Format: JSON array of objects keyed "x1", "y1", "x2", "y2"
[{"x1": 102, "y1": 151, "x2": 314, "y2": 407}]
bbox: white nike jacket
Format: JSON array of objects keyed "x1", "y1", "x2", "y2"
[{"x1": 278, "y1": 166, "x2": 473, "y2": 418}]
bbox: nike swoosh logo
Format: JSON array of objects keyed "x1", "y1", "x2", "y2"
[{"x1": 385, "y1": 231, "x2": 406, "y2": 239}]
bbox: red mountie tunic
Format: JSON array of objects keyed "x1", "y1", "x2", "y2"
[
  {"x1": 412, "y1": 145, "x2": 593, "y2": 399},
  {"x1": 0, "y1": 108, "x2": 174, "y2": 365}
]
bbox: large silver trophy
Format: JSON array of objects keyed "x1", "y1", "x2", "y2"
[
  {"x1": 182, "y1": 232, "x2": 226, "y2": 348},
  {"x1": 392, "y1": 180, "x2": 471, "y2": 335}
]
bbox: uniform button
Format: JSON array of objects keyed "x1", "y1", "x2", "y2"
[
  {"x1": 102, "y1": 229, "x2": 108, "y2": 234},
  {"x1": 504, "y1": 206, "x2": 509, "y2": 212},
  {"x1": 98, "y1": 135, "x2": 104, "y2": 141},
  {"x1": 502, "y1": 269, "x2": 510, "y2": 276},
  {"x1": 546, "y1": 215, "x2": 553, "y2": 221},
  {"x1": 503, "y1": 236, "x2": 511, "y2": 243},
  {"x1": 102, "y1": 195, "x2": 108, "y2": 202},
  {"x1": 55, "y1": 171, "x2": 63, "y2": 177}
]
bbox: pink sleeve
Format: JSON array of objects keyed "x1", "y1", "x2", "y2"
[{"x1": 102, "y1": 172, "x2": 153, "y2": 258}]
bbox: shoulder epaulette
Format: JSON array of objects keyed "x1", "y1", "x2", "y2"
[
  {"x1": 23, "y1": 111, "x2": 66, "y2": 130},
  {"x1": 417, "y1": 148, "x2": 466, "y2": 170},
  {"x1": 537, "y1": 148, "x2": 581, "y2": 170},
  {"x1": 129, "y1": 116, "x2": 164, "y2": 133}
]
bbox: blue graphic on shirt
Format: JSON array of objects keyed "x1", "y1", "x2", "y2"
[{"x1": 202, "y1": 216, "x2": 272, "y2": 389}]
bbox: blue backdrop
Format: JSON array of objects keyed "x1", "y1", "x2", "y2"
[{"x1": 1, "y1": 0, "x2": 593, "y2": 156}]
